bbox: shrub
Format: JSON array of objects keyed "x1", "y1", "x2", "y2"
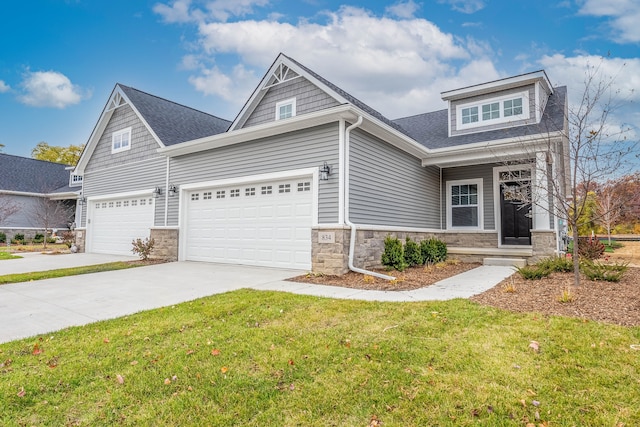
[
  {"x1": 580, "y1": 260, "x2": 628, "y2": 282},
  {"x1": 537, "y1": 256, "x2": 574, "y2": 273},
  {"x1": 577, "y1": 236, "x2": 605, "y2": 260},
  {"x1": 0, "y1": 232, "x2": 6, "y2": 243},
  {"x1": 420, "y1": 238, "x2": 447, "y2": 264},
  {"x1": 516, "y1": 264, "x2": 551, "y2": 280},
  {"x1": 13, "y1": 233, "x2": 25, "y2": 242},
  {"x1": 132, "y1": 237, "x2": 155, "y2": 261},
  {"x1": 404, "y1": 237, "x2": 423, "y2": 267},
  {"x1": 61, "y1": 231, "x2": 75, "y2": 248},
  {"x1": 381, "y1": 235, "x2": 407, "y2": 271}
]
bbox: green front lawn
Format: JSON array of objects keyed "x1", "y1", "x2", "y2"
[
  {"x1": 0, "y1": 251, "x2": 22, "y2": 260},
  {"x1": 1, "y1": 290, "x2": 638, "y2": 426},
  {"x1": 0, "y1": 262, "x2": 146, "y2": 285}
]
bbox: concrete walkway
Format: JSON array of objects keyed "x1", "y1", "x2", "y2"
[{"x1": 0, "y1": 253, "x2": 515, "y2": 344}]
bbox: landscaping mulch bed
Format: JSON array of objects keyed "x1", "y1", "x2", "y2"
[
  {"x1": 290, "y1": 261, "x2": 481, "y2": 291},
  {"x1": 471, "y1": 267, "x2": 640, "y2": 327}
]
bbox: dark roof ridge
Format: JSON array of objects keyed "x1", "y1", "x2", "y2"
[
  {"x1": 116, "y1": 83, "x2": 231, "y2": 124},
  {"x1": 0, "y1": 152, "x2": 71, "y2": 167}
]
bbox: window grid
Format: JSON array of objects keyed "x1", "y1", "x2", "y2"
[
  {"x1": 482, "y1": 102, "x2": 500, "y2": 121},
  {"x1": 504, "y1": 98, "x2": 523, "y2": 117},
  {"x1": 108, "y1": 202, "x2": 114, "y2": 208},
  {"x1": 297, "y1": 181, "x2": 311, "y2": 192},
  {"x1": 203, "y1": 192, "x2": 212, "y2": 200},
  {"x1": 230, "y1": 189, "x2": 240, "y2": 198},
  {"x1": 191, "y1": 193, "x2": 199, "y2": 201},
  {"x1": 216, "y1": 190, "x2": 225, "y2": 199},
  {"x1": 461, "y1": 106, "x2": 478, "y2": 124},
  {"x1": 140, "y1": 199, "x2": 147, "y2": 206},
  {"x1": 245, "y1": 187, "x2": 256, "y2": 196},
  {"x1": 123, "y1": 201, "x2": 129, "y2": 207},
  {"x1": 279, "y1": 184, "x2": 291, "y2": 193},
  {"x1": 115, "y1": 201, "x2": 122, "y2": 208},
  {"x1": 261, "y1": 185, "x2": 273, "y2": 195}
]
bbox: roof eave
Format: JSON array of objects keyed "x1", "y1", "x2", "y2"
[
  {"x1": 441, "y1": 70, "x2": 553, "y2": 101},
  {"x1": 421, "y1": 131, "x2": 563, "y2": 168}
]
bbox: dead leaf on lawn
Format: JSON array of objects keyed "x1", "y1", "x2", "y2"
[
  {"x1": 103, "y1": 338, "x2": 110, "y2": 344},
  {"x1": 116, "y1": 374, "x2": 124, "y2": 384},
  {"x1": 32, "y1": 343, "x2": 43, "y2": 355},
  {"x1": 529, "y1": 341, "x2": 540, "y2": 352},
  {"x1": 164, "y1": 378, "x2": 171, "y2": 385},
  {"x1": 220, "y1": 366, "x2": 228, "y2": 374},
  {"x1": 17, "y1": 387, "x2": 26, "y2": 397},
  {"x1": 368, "y1": 414, "x2": 382, "y2": 426},
  {"x1": 211, "y1": 348, "x2": 221, "y2": 356}
]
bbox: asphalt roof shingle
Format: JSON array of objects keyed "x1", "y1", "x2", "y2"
[
  {"x1": 0, "y1": 153, "x2": 71, "y2": 193},
  {"x1": 118, "y1": 85, "x2": 232, "y2": 147}
]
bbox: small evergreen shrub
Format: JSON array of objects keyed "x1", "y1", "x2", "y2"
[
  {"x1": 33, "y1": 233, "x2": 45, "y2": 244},
  {"x1": 381, "y1": 235, "x2": 407, "y2": 271},
  {"x1": 516, "y1": 264, "x2": 551, "y2": 280},
  {"x1": 404, "y1": 237, "x2": 423, "y2": 267},
  {"x1": 0, "y1": 232, "x2": 6, "y2": 243},
  {"x1": 537, "y1": 256, "x2": 574, "y2": 273},
  {"x1": 13, "y1": 233, "x2": 25, "y2": 242},
  {"x1": 420, "y1": 238, "x2": 447, "y2": 264},
  {"x1": 577, "y1": 236, "x2": 605, "y2": 260},
  {"x1": 580, "y1": 260, "x2": 628, "y2": 282},
  {"x1": 132, "y1": 237, "x2": 155, "y2": 261}
]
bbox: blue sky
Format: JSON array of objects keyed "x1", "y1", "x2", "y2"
[{"x1": 1, "y1": 0, "x2": 639, "y2": 160}]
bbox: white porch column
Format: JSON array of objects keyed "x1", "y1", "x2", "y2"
[{"x1": 533, "y1": 151, "x2": 551, "y2": 230}]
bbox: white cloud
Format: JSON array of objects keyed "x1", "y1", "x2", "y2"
[
  {"x1": 18, "y1": 70, "x2": 88, "y2": 108},
  {"x1": 385, "y1": 0, "x2": 421, "y2": 19},
  {"x1": 0, "y1": 80, "x2": 9, "y2": 93},
  {"x1": 578, "y1": 0, "x2": 640, "y2": 43},
  {"x1": 177, "y1": 5, "x2": 499, "y2": 116},
  {"x1": 438, "y1": 0, "x2": 485, "y2": 14},
  {"x1": 154, "y1": 0, "x2": 269, "y2": 23}
]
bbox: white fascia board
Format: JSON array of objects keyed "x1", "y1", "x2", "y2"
[
  {"x1": 87, "y1": 188, "x2": 155, "y2": 202},
  {"x1": 421, "y1": 131, "x2": 563, "y2": 167},
  {"x1": 441, "y1": 70, "x2": 552, "y2": 101},
  {"x1": 49, "y1": 191, "x2": 81, "y2": 200},
  {"x1": 0, "y1": 190, "x2": 48, "y2": 197},
  {"x1": 158, "y1": 105, "x2": 356, "y2": 157}
]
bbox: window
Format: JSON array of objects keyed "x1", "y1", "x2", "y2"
[
  {"x1": 447, "y1": 179, "x2": 483, "y2": 229},
  {"x1": 461, "y1": 106, "x2": 478, "y2": 124},
  {"x1": 191, "y1": 193, "x2": 199, "y2": 201},
  {"x1": 504, "y1": 98, "x2": 523, "y2": 117},
  {"x1": 457, "y1": 91, "x2": 528, "y2": 130},
  {"x1": 245, "y1": 187, "x2": 256, "y2": 196},
  {"x1": 216, "y1": 190, "x2": 225, "y2": 199},
  {"x1": 131, "y1": 200, "x2": 137, "y2": 206},
  {"x1": 482, "y1": 102, "x2": 499, "y2": 121},
  {"x1": 275, "y1": 98, "x2": 296, "y2": 120},
  {"x1": 70, "y1": 174, "x2": 83, "y2": 187},
  {"x1": 261, "y1": 185, "x2": 272, "y2": 195},
  {"x1": 123, "y1": 201, "x2": 129, "y2": 207},
  {"x1": 278, "y1": 184, "x2": 291, "y2": 193},
  {"x1": 112, "y1": 127, "x2": 132, "y2": 153},
  {"x1": 297, "y1": 181, "x2": 311, "y2": 192},
  {"x1": 230, "y1": 189, "x2": 240, "y2": 198},
  {"x1": 203, "y1": 192, "x2": 212, "y2": 200},
  {"x1": 115, "y1": 201, "x2": 122, "y2": 208},
  {"x1": 140, "y1": 199, "x2": 147, "y2": 205},
  {"x1": 108, "y1": 202, "x2": 114, "y2": 208}
]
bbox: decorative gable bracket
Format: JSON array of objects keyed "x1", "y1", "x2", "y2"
[{"x1": 262, "y1": 64, "x2": 301, "y2": 91}]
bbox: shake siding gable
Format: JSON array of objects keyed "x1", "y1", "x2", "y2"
[
  {"x1": 450, "y1": 85, "x2": 537, "y2": 136},
  {"x1": 241, "y1": 77, "x2": 340, "y2": 129},
  {"x1": 85, "y1": 104, "x2": 161, "y2": 173},
  {"x1": 81, "y1": 158, "x2": 167, "y2": 228},
  {"x1": 168, "y1": 123, "x2": 340, "y2": 225},
  {"x1": 442, "y1": 164, "x2": 496, "y2": 230},
  {"x1": 349, "y1": 129, "x2": 440, "y2": 228}
]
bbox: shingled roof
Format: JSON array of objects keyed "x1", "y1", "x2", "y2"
[
  {"x1": 393, "y1": 86, "x2": 567, "y2": 150},
  {"x1": 0, "y1": 153, "x2": 71, "y2": 194},
  {"x1": 119, "y1": 85, "x2": 232, "y2": 147}
]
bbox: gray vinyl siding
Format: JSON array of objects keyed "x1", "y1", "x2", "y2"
[
  {"x1": 442, "y1": 164, "x2": 496, "y2": 230},
  {"x1": 85, "y1": 104, "x2": 161, "y2": 173},
  {"x1": 169, "y1": 123, "x2": 340, "y2": 225},
  {"x1": 349, "y1": 129, "x2": 440, "y2": 228},
  {"x1": 450, "y1": 85, "x2": 536, "y2": 136},
  {"x1": 240, "y1": 77, "x2": 340, "y2": 129},
  {"x1": 81, "y1": 158, "x2": 166, "y2": 227}
]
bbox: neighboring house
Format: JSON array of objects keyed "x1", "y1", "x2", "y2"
[
  {"x1": 73, "y1": 53, "x2": 569, "y2": 273},
  {"x1": 0, "y1": 153, "x2": 80, "y2": 239}
]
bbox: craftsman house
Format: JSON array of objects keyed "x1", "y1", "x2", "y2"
[{"x1": 73, "y1": 53, "x2": 569, "y2": 274}]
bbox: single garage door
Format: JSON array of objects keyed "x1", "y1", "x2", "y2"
[
  {"x1": 88, "y1": 196, "x2": 155, "y2": 255},
  {"x1": 185, "y1": 177, "x2": 313, "y2": 269}
]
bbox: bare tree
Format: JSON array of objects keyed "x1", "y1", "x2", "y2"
[
  {"x1": 0, "y1": 194, "x2": 21, "y2": 226},
  {"x1": 29, "y1": 198, "x2": 75, "y2": 249},
  {"x1": 594, "y1": 180, "x2": 624, "y2": 246}
]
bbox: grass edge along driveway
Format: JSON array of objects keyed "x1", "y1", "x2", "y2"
[
  {"x1": 0, "y1": 261, "x2": 144, "y2": 285},
  {"x1": 1, "y1": 289, "x2": 638, "y2": 426}
]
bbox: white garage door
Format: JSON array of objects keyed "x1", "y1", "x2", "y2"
[
  {"x1": 185, "y1": 177, "x2": 313, "y2": 269},
  {"x1": 89, "y1": 196, "x2": 155, "y2": 255}
]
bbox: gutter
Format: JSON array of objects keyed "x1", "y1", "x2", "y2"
[{"x1": 344, "y1": 116, "x2": 395, "y2": 281}]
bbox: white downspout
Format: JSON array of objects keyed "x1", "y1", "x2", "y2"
[
  {"x1": 344, "y1": 116, "x2": 395, "y2": 281},
  {"x1": 164, "y1": 157, "x2": 170, "y2": 226}
]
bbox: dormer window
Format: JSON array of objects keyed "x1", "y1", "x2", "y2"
[
  {"x1": 275, "y1": 98, "x2": 296, "y2": 120},
  {"x1": 112, "y1": 127, "x2": 131, "y2": 153},
  {"x1": 69, "y1": 174, "x2": 83, "y2": 187},
  {"x1": 456, "y1": 91, "x2": 529, "y2": 131}
]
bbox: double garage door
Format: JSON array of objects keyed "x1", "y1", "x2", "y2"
[
  {"x1": 184, "y1": 177, "x2": 313, "y2": 270},
  {"x1": 88, "y1": 196, "x2": 155, "y2": 255}
]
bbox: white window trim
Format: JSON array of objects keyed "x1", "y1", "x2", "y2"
[
  {"x1": 69, "y1": 174, "x2": 83, "y2": 187},
  {"x1": 275, "y1": 98, "x2": 296, "y2": 121},
  {"x1": 446, "y1": 178, "x2": 483, "y2": 230},
  {"x1": 456, "y1": 90, "x2": 529, "y2": 131},
  {"x1": 111, "y1": 127, "x2": 132, "y2": 154}
]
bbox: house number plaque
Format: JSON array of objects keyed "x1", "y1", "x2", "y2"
[{"x1": 318, "y1": 231, "x2": 335, "y2": 244}]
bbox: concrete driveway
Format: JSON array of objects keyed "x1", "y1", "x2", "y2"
[
  {"x1": 0, "y1": 255, "x2": 303, "y2": 344},
  {"x1": 0, "y1": 253, "x2": 515, "y2": 344}
]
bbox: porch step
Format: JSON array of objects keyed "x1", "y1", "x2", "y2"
[{"x1": 483, "y1": 257, "x2": 527, "y2": 268}]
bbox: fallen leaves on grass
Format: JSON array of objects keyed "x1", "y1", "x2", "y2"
[{"x1": 32, "y1": 343, "x2": 43, "y2": 355}]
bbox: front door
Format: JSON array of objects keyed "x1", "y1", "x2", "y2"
[{"x1": 500, "y1": 184, "x2": 532, "y2": 245}]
